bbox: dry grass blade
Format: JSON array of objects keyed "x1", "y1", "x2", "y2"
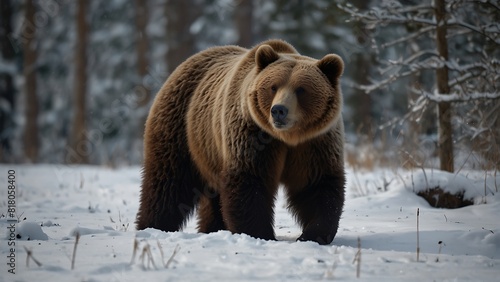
[
  {"x1": 130, "y1": 237, "x2": 139, "y2": 265},
  {"x1": 165, "y1": 244, "x2": 181, "y2": 269},
  {"x1": 351, "y1": 237, "x2": 362, "y2": 278},
  {"x1": 71, "y1": 231, "x2": 80, "y2": 270},
  {"x1": 139, "y1": 243, "x2": 157, "y2": 270},
  {"x1": 416, "y1": 208, "x2": 420, "y2": 262},
  {"x1": 24, "y1": 246, "x2": 42, "y2": 267}
]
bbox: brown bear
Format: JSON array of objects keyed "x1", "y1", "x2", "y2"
[{"x1": 136, "y1": 39, "x2": 345, "y2": 245}]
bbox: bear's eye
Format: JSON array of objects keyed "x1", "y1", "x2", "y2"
[
  {"x1": 295, "y1": 87, "x2": 305, "y2": 95},
  {"x1": 271, "y1": 85, "x2": 277, "y2": 93}
]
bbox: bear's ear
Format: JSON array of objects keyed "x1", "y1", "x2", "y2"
[
  {"x1": 316, "y1": 54, "x2": 344, "y2": 85},
  {"x1": 256, "y1": 44, "x2": 280, "y2": 71}
]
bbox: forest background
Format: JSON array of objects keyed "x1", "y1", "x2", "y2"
[{"x1": 0, "y1": 0, "x2": 498, "y2": 172}]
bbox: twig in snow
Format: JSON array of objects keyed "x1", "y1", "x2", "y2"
[
  {"x1": 482, "y1": 227, "x2": 494, "y2": 234},
  {"x1": 79, "y1": 172, "x2": 84, "y2": 189},
  {"x1": 402, "y1": 150, "x2": 429, "y2": 189},
  {"x1": 454, "y1": 149, "x2": 473, "y2": 177},
  {"x1": 71, "y1": 231, "x2": 80, "y2": 270},
  {"x1": 17, "y1": 211, "x2": 25, "y2": 223},
  {"x1": 435, "y1": 241, "x2": 444, "y2": 262},
  {"x1": 483, "y1": 171, "x2": 488, "y2": 204},
  {"x1": 24, "y1": 246, "x2": 42, "y2": 267},
  {"x1": 157, "y1": 240, "x2": 165, "y2": 265},
  {"x1": 139, "y1": 243, "x2": 157, "y2": 270},
  {"x1": 495, "y1": 168, "x2": 498, "y2": 193},
  {"x1": 411, "y1": 171, "x2": 415, "y2": 193},
  {"x1": 416, "y1": 208, "x2": 420, "y2": 262},
  {"x1": 130, "y1": 237, "x2": 139, "y2": 265},
  {"x1": 352, "y1": 237, "x2": 362, "y2": 278},
  {"x1": 165, "y1": 244, "x2": 181, "y2": 269}
]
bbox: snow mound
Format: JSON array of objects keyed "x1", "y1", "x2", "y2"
[
  {"x1": 16, "y1": 221, "x2": 49, "y2": 241},
  {"x1": 406, "y1": 169, "x2": 496, "y2": 202},
  {"x1": 69, "y1": 226, "x2": 121, "y2": 237}
]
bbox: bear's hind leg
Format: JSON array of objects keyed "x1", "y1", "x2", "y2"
[
  {"x1": 197, "y1": 190, "x2": 226, "y2": 233},
  {"x1": 136, "y1": 157, "x2": 204, "y2": 232}
]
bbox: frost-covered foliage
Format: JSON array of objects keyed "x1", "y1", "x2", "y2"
[{"x1": 339, "y1": 0, "x2": 500, "y2": 169}]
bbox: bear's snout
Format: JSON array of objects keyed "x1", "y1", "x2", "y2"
[{"x1": 271, "y1": 104, "x2": 288, "y2": 126}]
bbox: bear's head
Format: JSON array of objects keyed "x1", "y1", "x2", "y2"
[{"x1": 248, "y1": 42, "x2": 344, "y2": 146}]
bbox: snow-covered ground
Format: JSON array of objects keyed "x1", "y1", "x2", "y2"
[{"x1": 0, "y1": 164, "x2": 499, "y2": 281}]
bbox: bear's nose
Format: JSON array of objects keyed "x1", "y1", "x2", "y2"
[{"x1": 271, "y1": 105, "x2": 288, "y2": 121}]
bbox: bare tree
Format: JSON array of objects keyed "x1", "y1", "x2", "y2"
[
  {"x1": 434, "y1": 0, "x2": 454, "y2": 172},
  {"x1": 135, "y1": 0, "x2": 150, "y2": 108},
  {"x1": 0, "y1": 0, "x2": 16, "y2": 162},
  {"x1": 69, "y1": 0, "x2": 89, "y2": 164},
  {"x1": 23, "y1": 0, "x2": 39, "y2": 163},
  {"x1": 340, "y1": 0, "x2": 500, "y2": 171},
  {"x1": 345, "y1": 0, "x2": 373, "y2": 137}
]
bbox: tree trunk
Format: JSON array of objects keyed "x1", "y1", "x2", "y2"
[
  {"x1": 134, "y1": 0, "x2": 150, "y2": 161},
  {"x1": 234, "y1": 0, "x2": 254, "y2": 47},
  {"x1": 347, "y1": 0, "x2": 372, "y2": 137},
  {"x1": 434, "y1": 0, "x2": 454, "y2": 172},
  {"x1": 23, "y1": 0, "x2": 39, "y2": 163},
  {"x1": 0, "y1": 0, "x2": 16, "y2": 162},
  {"x1": 165, "y1": 0, "x2": 199, "y2": 75},
  {"x1": 69, "y1": 0, "x2": 89, "y2": 164},
  {"x1": 135, "y1": 0, "x2": 149, "y2": 108}
]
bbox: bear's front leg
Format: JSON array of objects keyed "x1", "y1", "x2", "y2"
[
  {"x1": 219, "y1": 170, "x2": 277, "y2": 241},
  {"x1": 288, "y1": 174, "x2": 345, "y2": 245}
]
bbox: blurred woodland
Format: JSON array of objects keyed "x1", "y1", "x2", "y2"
[{"x1": 0, "y1": 0, "x2": 498, "y2": 170}]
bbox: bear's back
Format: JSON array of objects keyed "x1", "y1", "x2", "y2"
[{"x1": 170, "y1": 45, "x2": 247, "y2": 87}]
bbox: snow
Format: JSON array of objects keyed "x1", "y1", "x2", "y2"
[
  {"x1": 0, "y1": 164, "x2": 499, "y2": 281},
  {"x1": 15, "y1": 222, "x2": 49, "y2": 241}
]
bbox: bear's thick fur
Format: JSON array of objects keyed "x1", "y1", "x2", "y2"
[{"x1": 136, "y1": 39, "x2": 345, "y2": 245}]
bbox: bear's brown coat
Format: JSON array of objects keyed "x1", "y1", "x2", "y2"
[{"x1": 136, "y1": 39, "x2": 345, "y2": 244}]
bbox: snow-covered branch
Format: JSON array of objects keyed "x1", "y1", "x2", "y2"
[
  {"x1": 340, "y1": 2, "x2": 499, "y2": 44},
  {"x1": 415, "y1": 89, "x2": 500, "y2": 102},
  {"x1": 381, "y1": 26, "x2": 434, "y2": 48},
  {"x1": 338, "y1": 3, "x2": 437, "y2": 28},
  {"x1": 447, "y1": 17, "x2": 500, "y2": 45},
  {"x1": 449, "y1": 0, "x2": 500, "y2": 12},
  {"x1": 359, "y1": 68, "x2": 420, "y2": 94},
  {"x1": 379, "y1": 50, "x2": 438, "y2": 74}
]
